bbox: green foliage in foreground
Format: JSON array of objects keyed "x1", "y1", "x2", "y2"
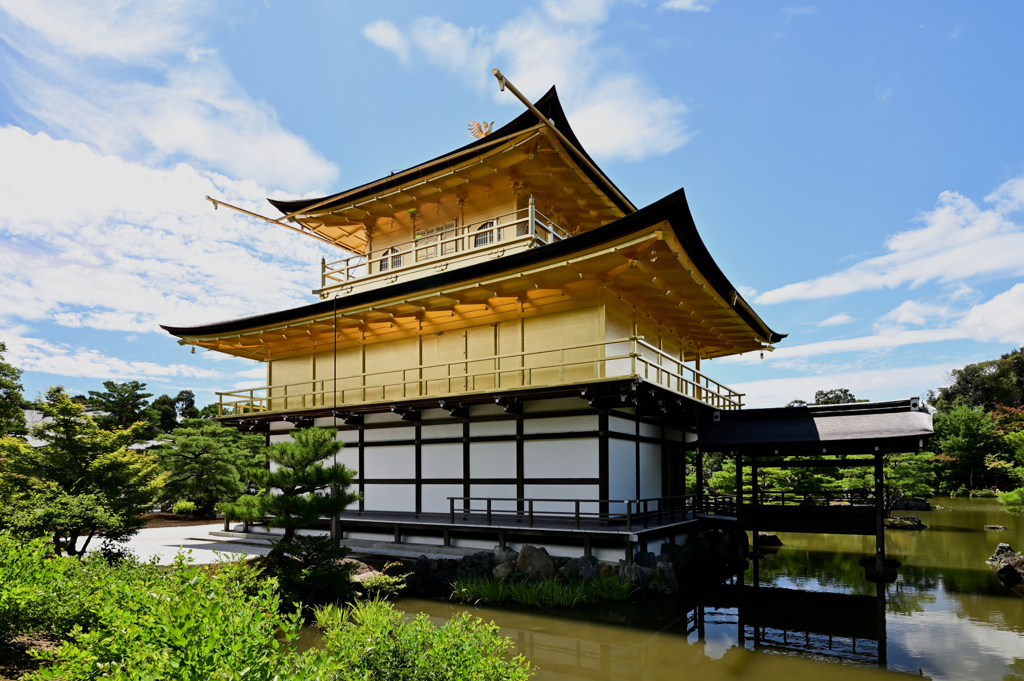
[
  {"x1": 450, "y1": 573, "x2": 634, "y2": 608},
  {"x1": 1000, "y1": 487, "x2": 1024, "y2": 516},
  {"x1": 0, "y1": 532, "x2": 531, "y2": 680},
  {"x1": 314, "y1": 600, "x2": 533, "y2": 681}
]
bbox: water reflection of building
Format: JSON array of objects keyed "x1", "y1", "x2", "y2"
[{"x1": 499, "y1": 587, "x2": 887, "y2": 680}]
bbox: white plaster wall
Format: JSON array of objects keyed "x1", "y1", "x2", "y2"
[
  {"x1": 470, "y1": 420, "x2": 515, "y2": 437},
  {"x1": 524, "y1": 484, "x2": 600, "y2": 513},
  {"x1": 334, "y1": 429, "x2": 360, "y2": 446},
  {"x1": 608, "y1": 438, "x2": 635, "y2": 510},
  {"x1": 469, "y1": 404, "x2": 506, "y2": 417},
  {"x1": 362, "y1": 484, "x2": 416, "y2": 512},
  {"x1": 640, "y1": 422, "x2": 660, "y2": 439},
  {"x1": 269, "y1": 421, "x2": 293, "y2": 432},
  {"x1": 469, "y1": 484, "x2": 517, "y2": 510},
  {"x1": 334, "y1": 446, "x2": 360, "y2": 474},
  {"x1": 469, "y1": 442, "x2": 516, "y2": 478},
  {"x1": 421, "y1": 443, "x2": 462, "y2": 478},
  {"x1": 365, "y1": 426, "x2": 414, "y2": 442},
  {"x1": 364, "y1": 412, "x2": 403, "y2": 424},
  {"x1": 524, "y1": 414, "x2": 597, "y2": 434},
  {"x1": 523, "y1": 440, "x2": 598, "y2": 478},
  {"x1": 421, "y1": 422, "x2": 463, "y2": 439},
  {"x1": 609, "y1": 416, "x2": 634, "y2": 434},
  {"x1": 420, "y1": 408, "x2": 449, "y2": 421},
  {"x1": 363, "y1": 446, "x2": 415, "y2": 479},
  {"x1": 269, "y1": 433, "x2": 292, "y2": 444},
  {"x1": 639, "y1": 442, "x2": 662, "y2": 501},
  {"x1": 421, "y1": 483, "x2": 464, "y2": 513}
]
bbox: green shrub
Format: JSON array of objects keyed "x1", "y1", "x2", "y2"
[
  {"x1": 970, "y1": 488, "x2": 998, "y2": 498},
  {"x1": 450, "y1": 573, "x2": 634, "y2": 608},
  {"x1": 360, "y1": 563, "x2": 409, "y2": 599},
  {"x1": 258, "y1": 534, "x2": 356, "y2": 610},
  {"x1": 172, "y1": 499, "x2": 197, "y2": 515},
  {"x1": 313, "y1": 599, "x2": 533, "y2": 680},
  {"x1": 999, "y1": 487, "x2": 1024, "y2": 515}
]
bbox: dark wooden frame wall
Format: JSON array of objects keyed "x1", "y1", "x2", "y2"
[{"x1": 268, "y1": 401, "x2": 689, "y2": 513}]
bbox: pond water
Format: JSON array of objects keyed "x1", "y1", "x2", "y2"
[{"x1": 393, "y1": 498, "x2": 1024, "y2": 681}]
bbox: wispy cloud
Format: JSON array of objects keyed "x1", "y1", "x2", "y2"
[
  {"x1": 732, "y1": 363, "x2": 950, "y2": 408},
  {"x1": 659, "y1": 0, "x2": 716, "y2": 12},
  {"x1": 756, "y1": 175, "x2": 1024, "y2": 304},
  {"x1": 817, "y1": 313, "x2": 855, "y2": 327},
  {"x1": 0, "y1": 127, "x2": 323, "y2": 334},
  {"x1": 2, "y1": 329, "x2": 221, "y2": 382},
  {"x1": 363, "y1": 6, "x2": 692, "y2": 162},
  {"x1": 781, "y1": 6, "x2": 818, "y2": 16},
  {"x1": 0, "y1": 0, "x2": 336, "y2": 193},
  {"x1": 362, "y1": 20, "x2": 409, "y2": 63}
]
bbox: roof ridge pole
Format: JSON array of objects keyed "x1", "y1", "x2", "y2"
[{"x1": 491, "y1": 67, "x2": 637, "y2": 213}]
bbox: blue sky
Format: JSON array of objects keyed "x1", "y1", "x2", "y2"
[{"x1": 1, "y1": 0, "x2": 1022, "y2": 409}]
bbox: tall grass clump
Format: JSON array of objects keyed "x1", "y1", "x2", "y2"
[
  {"x1": 450, "y1": 573, "x2": 634, "y2": 608},
  {"x1": 313, "y1": 599, "x2": 533, "y2": 680}
]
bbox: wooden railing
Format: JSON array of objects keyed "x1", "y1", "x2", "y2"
[
  {"x1": 215, "y1": 336, "x2": 745, "y2": 416},
  {"x1": 447, "y1": 494, "x2": 699, "y2": 531},
  {"x1": 316, "y1": 197, "x2": 570, "y2": 295}
]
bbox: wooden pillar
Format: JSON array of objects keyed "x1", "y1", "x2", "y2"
[
  {"x1": 414, "y1": 420, "x2": 422, "y2": 515},
  {"x1": 358, "y1": 421, "x2": 366, "y2": 512},
  {"x1": 599, "y1": 409, "x2": 610, "y2": 517},
  {"x1": 752, "y1": 456, "x2": 760, "y2": 587},
  {"x1": 735, "y1": 451, "x2": 745, "y2": 585},
  {"x1": 874, "y1": 452, "x2": 885, "y2": 578},
  {"x1": 695, "y1": 446, "x2": 704, "y2": 513},
  {"x1": 516, "y1": 411, "x2": 525, "y2": 512}
]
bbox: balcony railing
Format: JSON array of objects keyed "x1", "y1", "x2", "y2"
[
  {"x1": 316, "y1": 196, "x2": 570, "y2": 296},
  {"x1": 216, "y1": 336, "x2": 744, "y2": 416}
]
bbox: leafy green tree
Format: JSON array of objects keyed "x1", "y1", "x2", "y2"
[
  {"x1": 221, "y1": 427, "x2": 358, "y2": 542},
  {"x1": 198, "y1": 403, "x2": 221, "y2": 419},
  {"x1": 3, "y1": 388, "x2": 162, "y2": 555},
  {"x1": 934, "y1": 347, "x2": 1024, "y2": 411},
  {"x1": 813, "y1": 388, "x2": 858, "y2": 405},
  {"x1": 150, "y1": 394, "x2": 179, "y2": 433},
  {"x1": 156, "y1": 419, "x2": 266, "y2": 515},
  {"x1": 87, "y1": 380, "x2": 154, "y2": 433},
  {"x1": 0, "y1": 341, "x2": 26, "y2": 437},
  {"x1": 932, "y1": 404, "x2": 1003, "y2": 489},
  {"x1": 175, "y1": 390, "x2": 199, "y2": 419}
]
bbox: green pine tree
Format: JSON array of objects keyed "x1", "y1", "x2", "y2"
[
  {"x1": 156, "y1": 419, "x2": 266, "y2": 515},
  {"x1": 0, "y1": 341, "x2": 26, "y2": 437},
  {"x1": 87, "y1": 380, "x2": 154, "y2": 434},
  {"x1": 221, "y1": 427, "x2": 359, "y2": 542}
]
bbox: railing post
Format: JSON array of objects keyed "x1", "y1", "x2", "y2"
[
  {"x1": 643, "y1": 499, "x2": 649, "y2": 529},
  {"x1": 626, "y1": 502, "x2": 632, "y2": 532},
  {"x1": 575, "y1": 500, "x2": 580, "y2": 530},
  {"x1": 528, "y1": 193, "x2": 537, "y2": 239},
  {"x1": 487, "y1": 498, "x2": 492, "y2": 526},
  {"x1": 218, "y1": 393, "x2": 223, "y2": 417},
  {"x1": 449, "y1": 497, "x2": 454, "y2": 524},
  {"x1": 529, "y1": 499, "x2": 534, "y2": 528},
  {"x1": 631, "y1": 337, "x2": 637, "y2": 376}
]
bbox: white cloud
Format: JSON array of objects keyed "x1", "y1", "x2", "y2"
[
  {"x1": 959, "y1": 283, "x2": 1024, "y2": 344},
  {"x1": 877, "y1": 300, "x2": 952, "y2": 327},
  {"x1": 0, "y1": 0, "x2": 336, "y2": 193},
  {"x1": 369, "y1": 8, "x2": 692, "y2": 162},
  {"x1": 728, "y1": 327, "x2": 969, "y2": 365},
  {"x1": 817, "y1": 312, "x2": 855, "y2": 327},
  {"x1": 781, "y1": 6, "x2": 818, "y2": 16},
  {"x1": 235, "y1": 366, "x2": 268, "y2": 380},
  {"x1": 735, "y1": 285, "x2": 759, "y2": 299},
  {"x1": 659, "y1": 0, "x2": 716, "y2": 12},
  {"x1": 731, "y1": 363, "x2": 950, "y2": 409},
  {"x1": 362, "y1": 20, "x2": 409, "y2": 63},
  {"x1": 0, "y1": 126, "x2": 324, "y2": 334},
  {"x1": 2, "y1": 329, "x2": 221, "y2": 382},
  {"x1": 756, "y1": 175, "x2": 1024, "y2": 304}
]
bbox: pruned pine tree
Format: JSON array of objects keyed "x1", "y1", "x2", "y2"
[
  {"x1": 156, "y1": 419, "x2": 266, "y2": 515},
  {"x1": 221, "y1": 427, "x2": 359, "y2": 542}
]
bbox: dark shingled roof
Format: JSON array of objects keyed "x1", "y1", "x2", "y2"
[
  {"x1": 267, "y1": 86, "x2": 634, "y2": 218},
  {"x1": 162, "y1": 186, "x2": 787, "y2": 345},
  {"x1": 698, "y1": 399, "x2": 934, "y2": 456}
]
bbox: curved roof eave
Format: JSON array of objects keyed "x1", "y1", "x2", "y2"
[
  {"x1": 163, "y1": 187, "x2": 786, "y2": 346},
  {"x1": 267, "y1": 86, "x2": 635, "y2": 218}
]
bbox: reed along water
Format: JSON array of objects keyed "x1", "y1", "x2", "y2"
[{"x1": 396, "y1": 498, "x2": 1024, "y2": 681}]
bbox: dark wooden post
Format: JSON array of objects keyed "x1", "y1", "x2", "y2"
[
  {"x1": 752, "y1": 456, "x2": 760, "y2": 587},
  {"x1": 874, "y1": 451, "x2": 885, "y2": 579},
  {"x1": 695, "y1": 447, "x2": 704, "y2": 513},
  {"x1": 734, "y1": 451, "x2": 745, "y2": 584}
]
